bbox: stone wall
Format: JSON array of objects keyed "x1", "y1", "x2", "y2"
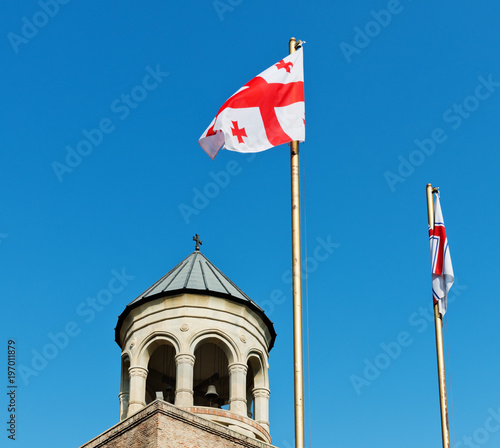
[{"x1": 79, "y1": 400, "x2": 276, "y2": 448}]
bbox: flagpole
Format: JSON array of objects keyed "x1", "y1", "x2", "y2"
[
  {"x1": 289, "y1": 36, "x2": 305, "y2": 448},
  {"x1": 426, "y1": 183, "x2": 451, "y2": 448}
]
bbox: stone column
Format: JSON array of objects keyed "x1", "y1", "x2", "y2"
[
  {"x1": 175, "y1": 353, "x2": 195, "y2": 407},
  {"x1": 253, "y1": 387, "x2": 270, "y2": 432},
  {"x1": 127, "y1": 366, "x2": 148, "y2": 416},
  {"x1": 118, "y1": 392, "x2": 129, "y2": 421},
  {"x1": 228, "y1": 363, "x2": 248, "y2": 416}
]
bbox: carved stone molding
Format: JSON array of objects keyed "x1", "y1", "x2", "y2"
[
  {"x1": 175, "y1": 353, "x2": 195, "y2": 366},
  {"x1": 228, "y1": 363, "x2": 248, "y2": 374},
  {"x1": 128, "y1": 366, "x2": 148, "y2": 379},
  {"x1": 118, "y1": 392, "x2": 130, "y2": 401},
  {"x1": 252, "y1": 387, "x2": 270, "y2": 399}
]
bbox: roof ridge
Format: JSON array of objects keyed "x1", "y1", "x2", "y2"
[
  {"x1": 205, "y1": 256, "x2": 252, "y2": 301},
  {"x1": 183, "y1": 251, "x2": 198, "y2": 289},
  {"x1": 203, "y1": 260, "x2": 231, "y2": 295}
]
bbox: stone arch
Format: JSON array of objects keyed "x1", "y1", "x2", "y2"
[
  {"x1": 188, "y1": 329, "x2": 239, "y2": 364},
  {"x1": 137, "y1": 331, "x2": 181, "y2": 369},
  {"x1": 135, "y1": 334, "x2": 179, "y2": 406},
  {"x1": 246, "y1": 350, "x2": 268, "y2": 389},
  {"x1": 245, "y1": 351, "x2": 270, "y2": 429},
  {"x1": 188, "y1": 330, "x2": 240, "y2": 409}
]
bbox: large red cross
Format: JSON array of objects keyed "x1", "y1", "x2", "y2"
[
  {"x1": 429, "y1": 224, "x2": 447, "y2": 276},
  {"x1": 206, "y1": 76, "x2": 304, "y2": 146}
]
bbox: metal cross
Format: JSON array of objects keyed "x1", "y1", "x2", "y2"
[{"x1": 193, "y1": 234, "x2": 202, "y2": 251}]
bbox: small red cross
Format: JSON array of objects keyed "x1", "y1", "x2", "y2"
[
  {"x1": 275, "y1": 60, "x2": 293, "y2": 73},
  {"x1": 231, "y1": 121, "x2": 247, "y2": 144}
]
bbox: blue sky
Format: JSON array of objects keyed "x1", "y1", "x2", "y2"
[{"x1": 2, "y1": 1, "x2": 500, "y2": 447}]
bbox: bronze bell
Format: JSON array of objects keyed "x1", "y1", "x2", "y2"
[{"x1": 205, "y1": 384, "x2": 219, "y2": 400}]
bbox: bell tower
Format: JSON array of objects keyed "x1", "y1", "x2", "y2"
[{"x1": 97, "y1": 237, "x2": 277, "y2": 447}]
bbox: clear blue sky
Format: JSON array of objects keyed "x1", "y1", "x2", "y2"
[{"x1": 2, "y1": 1, "x2": 500, "y2": 447}]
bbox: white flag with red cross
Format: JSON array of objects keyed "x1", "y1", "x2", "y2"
[
  {"x1": 199, "y1": 48, "x2": 305, "y2": 159},
  {"x1": 429, "y1": 195, "x2": 454, "y2": 316}
]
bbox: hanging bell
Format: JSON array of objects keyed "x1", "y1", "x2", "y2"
[{"x1": 205, "y1": 384, "x2": 219, "y2": 400}]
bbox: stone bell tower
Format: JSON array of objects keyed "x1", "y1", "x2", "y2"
[{"x1": 80, "y1": 236, "x2": 277, "y2": 448}]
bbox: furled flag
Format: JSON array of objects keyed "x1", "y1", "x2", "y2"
[
  {"x1": 429, "y1": 195, "x2": 454, "y2": 316},
  {"x1": 199, "y1": 47, "x2": 305, "y2": 159}
]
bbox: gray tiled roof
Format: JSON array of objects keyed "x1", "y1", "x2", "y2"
[
  {"x1": 128, "y1": 251, "x2": 258, "y2": 306},
  {"x1": 115, "y1": 251, "x2": 276, "y2": 350}
]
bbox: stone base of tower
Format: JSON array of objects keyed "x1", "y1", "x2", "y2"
[{"x1": 79, "y1": 400, "x2": 276, "y2": 448}]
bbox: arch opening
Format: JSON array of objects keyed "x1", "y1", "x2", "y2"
[
  {"x1": 246, "y1": 359, "x2": 255, "y2": 419},
  {"x1": 146, "y1": 343, "x2": 176, "y2": 405},
  {"x1": 193, "y1": 341, "x2": 229, "y2": 408}
]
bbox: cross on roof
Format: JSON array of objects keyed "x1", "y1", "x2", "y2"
[{"x1": 193, "y1": 234, "x2": 202, "y2": 251}]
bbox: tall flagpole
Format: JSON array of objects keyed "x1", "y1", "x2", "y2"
[
  {"x1": 289, "y1": 36, "x2": 305, "y2": 448},
  {"x1": 426, "y1": 183, "x2": 451, "y2": 448}
]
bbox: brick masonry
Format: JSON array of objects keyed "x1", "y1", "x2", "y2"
[{"x1": 79, "y1": 400, "x2": 277, "y2": 448}]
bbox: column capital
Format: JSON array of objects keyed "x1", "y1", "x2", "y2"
[
  {"x1": 228, "y1": 362, "x2": 248, "y2": 374},
  {"x1": 252, "y1": 387, "x2": 270, "y2": 399},
  {"x1": 128, "y1": 366, "x2": 148, "y2": 379},
  {"x1": 175, "y1": 353, "x2": 195, "y2": 366}
]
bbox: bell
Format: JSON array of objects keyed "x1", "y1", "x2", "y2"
[{"x1": 205, "y1": 384, "x2": 219, "y2": 400}]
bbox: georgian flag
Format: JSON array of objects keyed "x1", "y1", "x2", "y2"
[
  {"x1": 429, "y1": 195, "x2": 454, "y2": 316},
  {"x1": 199, "y1": 48, "x2": 305, "y2": 159}
]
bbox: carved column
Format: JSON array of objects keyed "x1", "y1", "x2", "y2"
[
  {"x1": 118, "y1": 392, "x2": 129, "y2": 421},
  {"x1": 228, "y1": 363, "x2": 248, "y2": 416},
  {"x1": 253, "y1": 387, "x2": 270, "y2": 432},
  {"x1": 127, "y1": 366, "x2": 148, "y2": 416},
  {"x1": 175, "y1": 353, "x2": 195, "y2": 407}
]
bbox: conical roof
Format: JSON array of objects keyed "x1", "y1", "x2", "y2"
[{"x1": 115, "y1": 250, "x2": 276, "y2": 349}]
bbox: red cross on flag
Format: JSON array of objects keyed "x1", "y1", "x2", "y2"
[
  {"x1": 199, "y1": 48, "x2": 305, "y2": 159},
  {"x1": 429, "y1": 195, "x2": 454, "y2": 316}
]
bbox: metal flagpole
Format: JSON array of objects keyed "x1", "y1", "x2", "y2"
[
  {"x1": 289, "y1": 36, "x2": 305, "y2": 448},
  {"x1": 426, "y1": 183, "x2": 451, "y2": 448}
]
